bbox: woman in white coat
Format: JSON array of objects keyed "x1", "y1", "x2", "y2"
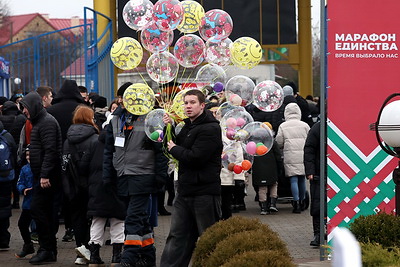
[{"x1": 276, "y1": 103, "x2": 310, "y2": 213}]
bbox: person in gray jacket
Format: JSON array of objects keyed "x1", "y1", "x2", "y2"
[{"x1": 103, "y1": 83, "x2": 168, "y2": 267}]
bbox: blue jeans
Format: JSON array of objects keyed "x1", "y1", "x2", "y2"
[
  {"x1": 160, "y1": 195, "x2": 221, "y2": 267},
  {"x1": 290, "y1": 175, "x2": 306, "y2": 201}
]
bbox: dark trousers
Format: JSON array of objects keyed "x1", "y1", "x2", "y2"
[
  {"x1": 70, "y1": 192, "x2": 90, "y2": 248},
  {"x1": 121, "y1": 193, "x2": 155, "y2": 264},
  {"x1": 18, "y1": 209, "x2": 33, "y2": 244},
  {"x1": 160, "y1": 195, "x2": 221, "y2": 267},
  {"x1": 30, "y1": 185, "x2": 57, "y2": 253},
  {"x1": 221, "y1": 186, "x2": 233, "y2": 220},
  {"x1": 0, "y1": 181, "x2": 12, "y2": 247}
]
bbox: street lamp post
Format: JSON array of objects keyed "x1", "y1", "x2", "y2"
[{"x1": 373, "y1": 93, "x2": 400, "y2": 215}]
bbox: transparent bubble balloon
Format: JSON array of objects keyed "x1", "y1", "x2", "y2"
[
  {"x1": 230, "y1": 37, "x2": 262, "y2": 69},
  {"x1": 220, "y1": 108, "x2": 254, "y2": 141},
  {"x1": 195, "y1": 64, "x2": 226, "y2": 86},
  {"x1": 221, "y1": 141, "x2": 253, "y2": 173},
  {"x1": 242, "y1": 122, "x2": 274, "y2": 156},
  {"x1": 173, "y1": 34, "x2": 205, "y2": 68},
  {"x1": 215, "y1": 102, "x2": 241, "y2": 121},
  {"x1": 123, "y1": 83, "x2": 155, "y2": 115},
  {"x1": 205, "y1": 37, "x2": 232, "y2": 66},
  {"x1": 177, "y1": 0, "x2": 205, "y2": 33},
  {"x1": 140, "y1": 22, "x2": 174, "y2": 53},
  {"x1": 199, "y1": 9, "x2": 233, "y2": 42},
  {"x1": 253, "y1": 80, "x2": 284, "y2": 112},
  {"x1": 225, "y1": 75, "x2": 255, "y2": 107},
  {"x1": 146, "y1": 52, "x2": 179, "y2": 84},
  {"x1": 175, "y1": 121, "x2": 185, "y2": 135},
  {"x1": 110, "y1": 37, "x2": 143, "y2": 70},
  {"x1": 145, "y1": 109, "x2": 166, "y2": 142},
  {"x1": 153, "y1": 0, "x2": 184, "y2": 31},
  {"x1": 123, "y1": 0, "x2": 154, "y2": 31}
]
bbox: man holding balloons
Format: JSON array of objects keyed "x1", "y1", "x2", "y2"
[{"x1": 161, "y1": 89, "x2": 223, "y2": 267}]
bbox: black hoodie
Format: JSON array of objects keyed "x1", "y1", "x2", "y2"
[
  {"x1": 20, "y1": 92, "x2": 62, "y2": 183},
  {"x1": 0, "y1": 101, "x2": 26, "y2": 144},
  {"x1": 47, "y1": 80, "x2": 85, "y2": 142}
]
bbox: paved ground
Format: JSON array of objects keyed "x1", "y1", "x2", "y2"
[{"x1": 0, "y1": 186, "x2": 331, "y2": 266}]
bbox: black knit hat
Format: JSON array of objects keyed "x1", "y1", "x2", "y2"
[
  {"x1": 117, "y1": 82, "x2": 133, "y2": 97},
  {"x1": 93, "y1": 96, "x2": 107, "y2": 108}
]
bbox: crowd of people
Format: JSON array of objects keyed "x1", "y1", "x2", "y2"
[{"x1": 0, "y1": 79, "x2": 322, "y2": 266}]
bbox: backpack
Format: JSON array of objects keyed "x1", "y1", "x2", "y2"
[{"x1": 0, "y1": 130, "x2": 12, "y2": 177}]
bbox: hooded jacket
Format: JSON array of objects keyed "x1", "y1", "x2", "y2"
[
  {"x1": 0, "y1": 101, "x2": 26, "y2": 144},
  {"x1": 63, "y1": 123, "x2": 99, "y2": 184},
  {"x1": 170, "y1": 109, "x2": 223, "y2": 197},
  {"x1": 276, "y1": 103, "x2": 310, "y2": 177},
  {"x1": 19, "y1": 92, "x2": 62, "y2": 183},
  {"x1": 46, "y1": 80, "x2": 85, "y2": 142}
]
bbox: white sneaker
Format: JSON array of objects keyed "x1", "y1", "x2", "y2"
[
  {"x1": 75, "y1": 245, "x2": 90, "y2": 262},
  {"x1": 75, "y1": 256, "x2": 87, "y2": 265}
]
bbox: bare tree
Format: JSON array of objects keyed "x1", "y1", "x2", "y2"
[
  {"x1": 0, "y1": 0, "x2": 10, "y2": 26},
  {"x1": 312, "y1": 25, "x2": 321, "y2": 96}
]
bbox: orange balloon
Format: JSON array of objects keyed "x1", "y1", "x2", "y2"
[
  {"x1": 241, "y1": 160, "x2": 252, "y2": 171},
  {"x1": 256, "y1": 145, "x2": 268, "y2": 156},
  {"x1": 228, "y1": 163, "x2": 235, "y2": 171}
]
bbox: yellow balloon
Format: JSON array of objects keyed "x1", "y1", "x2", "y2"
[
  {"x1": 169, "y1": 89, "x2": 189, "y2": 119},
  {"x1": 123, "y1": 83, "x2": 155, "y2": 115},
  {"x1": 230, "y1": 37, "x2": 262, "y2": 69},
  {"x1": 110, "y1": 37, "x2": 143, "y2": 70},
  {"x1": 177, "y1": 0, "x2": 205, "y2": 34}
]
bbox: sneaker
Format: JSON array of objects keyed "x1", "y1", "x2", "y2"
[
  {"x1": 62, "y1": 229, "x2": 74, "y2": 242},
  {"x1": 29, "y1": 249, "x2": 56, "y2": 265},
  {"x1": 15, "y1": 243, "x2": 35, "y2": 258},
  {"x1": 75, "y1": 256, "x2": 87, "y2": 265},
  {"x1": 75, "y1": 245, "x2": 90, "y2": 262},
  {"x1": 30, "y1": 232, "x2": 39, "y2": 244}
]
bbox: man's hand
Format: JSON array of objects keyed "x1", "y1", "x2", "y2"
[
  {"x1": 24, "y1": 188, "x2": 32, "y2": 195},
  {"x1": 40, "y1": 178, "x2": 51, "y2": 189},
  {"x1": 307, "y1": 175, "x2": 313, "y2": 181},
  {"x1": 167, "y1": 140, "x2": 176, "y2": 151},
  {"x1": 163, "y1": 113, "x2": 173, "y2": 125}
]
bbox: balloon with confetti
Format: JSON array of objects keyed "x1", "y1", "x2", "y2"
[
  {"x1": 146, "y1": 51, "x2": 179, "y2": 84},
  {"x1": 153, "y1": 0, "x2": 184, "y2": 31},
  {"x1": 225, "y1": 75, "x2": 255, "y2": 107},
  {"x1": 145, "y1": 109, "x2": 167, "y2": 142},
  {"x1": 110, "y1": 37, "x2": 143, "y2": 70},
  {"x1": 140, "y1": 22, "x2": 174, "y2": 53},
  {"x1": 173, "y1": 34, "x2": 205, "y2": 68},
  {"x1": 177, "y1": 0, "x2": 205, "y2": 33},
  {"x1": 205, "y1": 37, "x2": 232, "y2": 66},
  {"x1": 123, "y1": 0, "x2": 154, "y2": 31},
  {"x1": 253, "y1": 80, "x2": 284, "y2": 112},
  {"x1": 242, "y1": 122, "x2": 274, "y2": 156},
  {"x1": 123, "y1": 83, "x2": 155, "y2": 115},
  {"x1": 199, "y1": 9, "x2": 233, "y2": 42}
]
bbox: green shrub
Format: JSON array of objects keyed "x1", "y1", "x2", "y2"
[
  {"x1": 360, "y1": 242, "x2": 400, "y2": 267},
  {"x1": 201, "y1": 229, "x2": 291, "y2": 267},
  {"x1": 192, "y1": 216, "x2": 268, "y2": 266},
  {"x1": 222, "y1": 250, "x2": 295, "y2": 267},
  {"x1": 349, "y1": 212, "x2": 400, "y2": 248}
]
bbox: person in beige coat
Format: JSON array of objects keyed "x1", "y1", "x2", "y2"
[{"x1": 276, "y1": 103, "x2": 310, "y2": 213}]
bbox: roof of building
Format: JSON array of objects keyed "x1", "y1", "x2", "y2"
[{"x1": 0, "y1": 13, "x2": 92, "y2": 45}]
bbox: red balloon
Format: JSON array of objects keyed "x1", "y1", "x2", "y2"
[{"x1": 233, "y1": 165, "x2": 243, "y2": 174}]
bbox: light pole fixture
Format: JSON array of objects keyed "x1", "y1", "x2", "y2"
[{"x1": 372, "y1": 93, "x2": 400, "y2": 215}]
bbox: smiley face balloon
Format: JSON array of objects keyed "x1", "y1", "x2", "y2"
[
  {"x1": 110, "y1": 37, "x2": 143, "y2": 70},
  {"x1": 230, "y1": 37, "x2": 262, "y2": 69},
  {"x1": 123, "y1": 83, "x2": 155, "y2": 115}
]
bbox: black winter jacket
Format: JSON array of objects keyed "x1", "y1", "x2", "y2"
[
  {"x1": 47, "y1": 80, "x2": 85, "y2": 142},
  {"x1": 87, "y1": 130, "x2": 126, "y2": 220},
  {"x1": 170, "y1": 109, "x2": 223, "y2": 197},
  {"x1": 0, "y1": 101, "x2": 26, "y2": 145},
  {"x1": 63, "y1": 123, "x2": 99, "y2": 188},
  {"x1": 304, "y1": 122, "x2": 320, "y2": 177},
  {"x1": 19, "y1": 92, "x2": 62, "y2": 183}
]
